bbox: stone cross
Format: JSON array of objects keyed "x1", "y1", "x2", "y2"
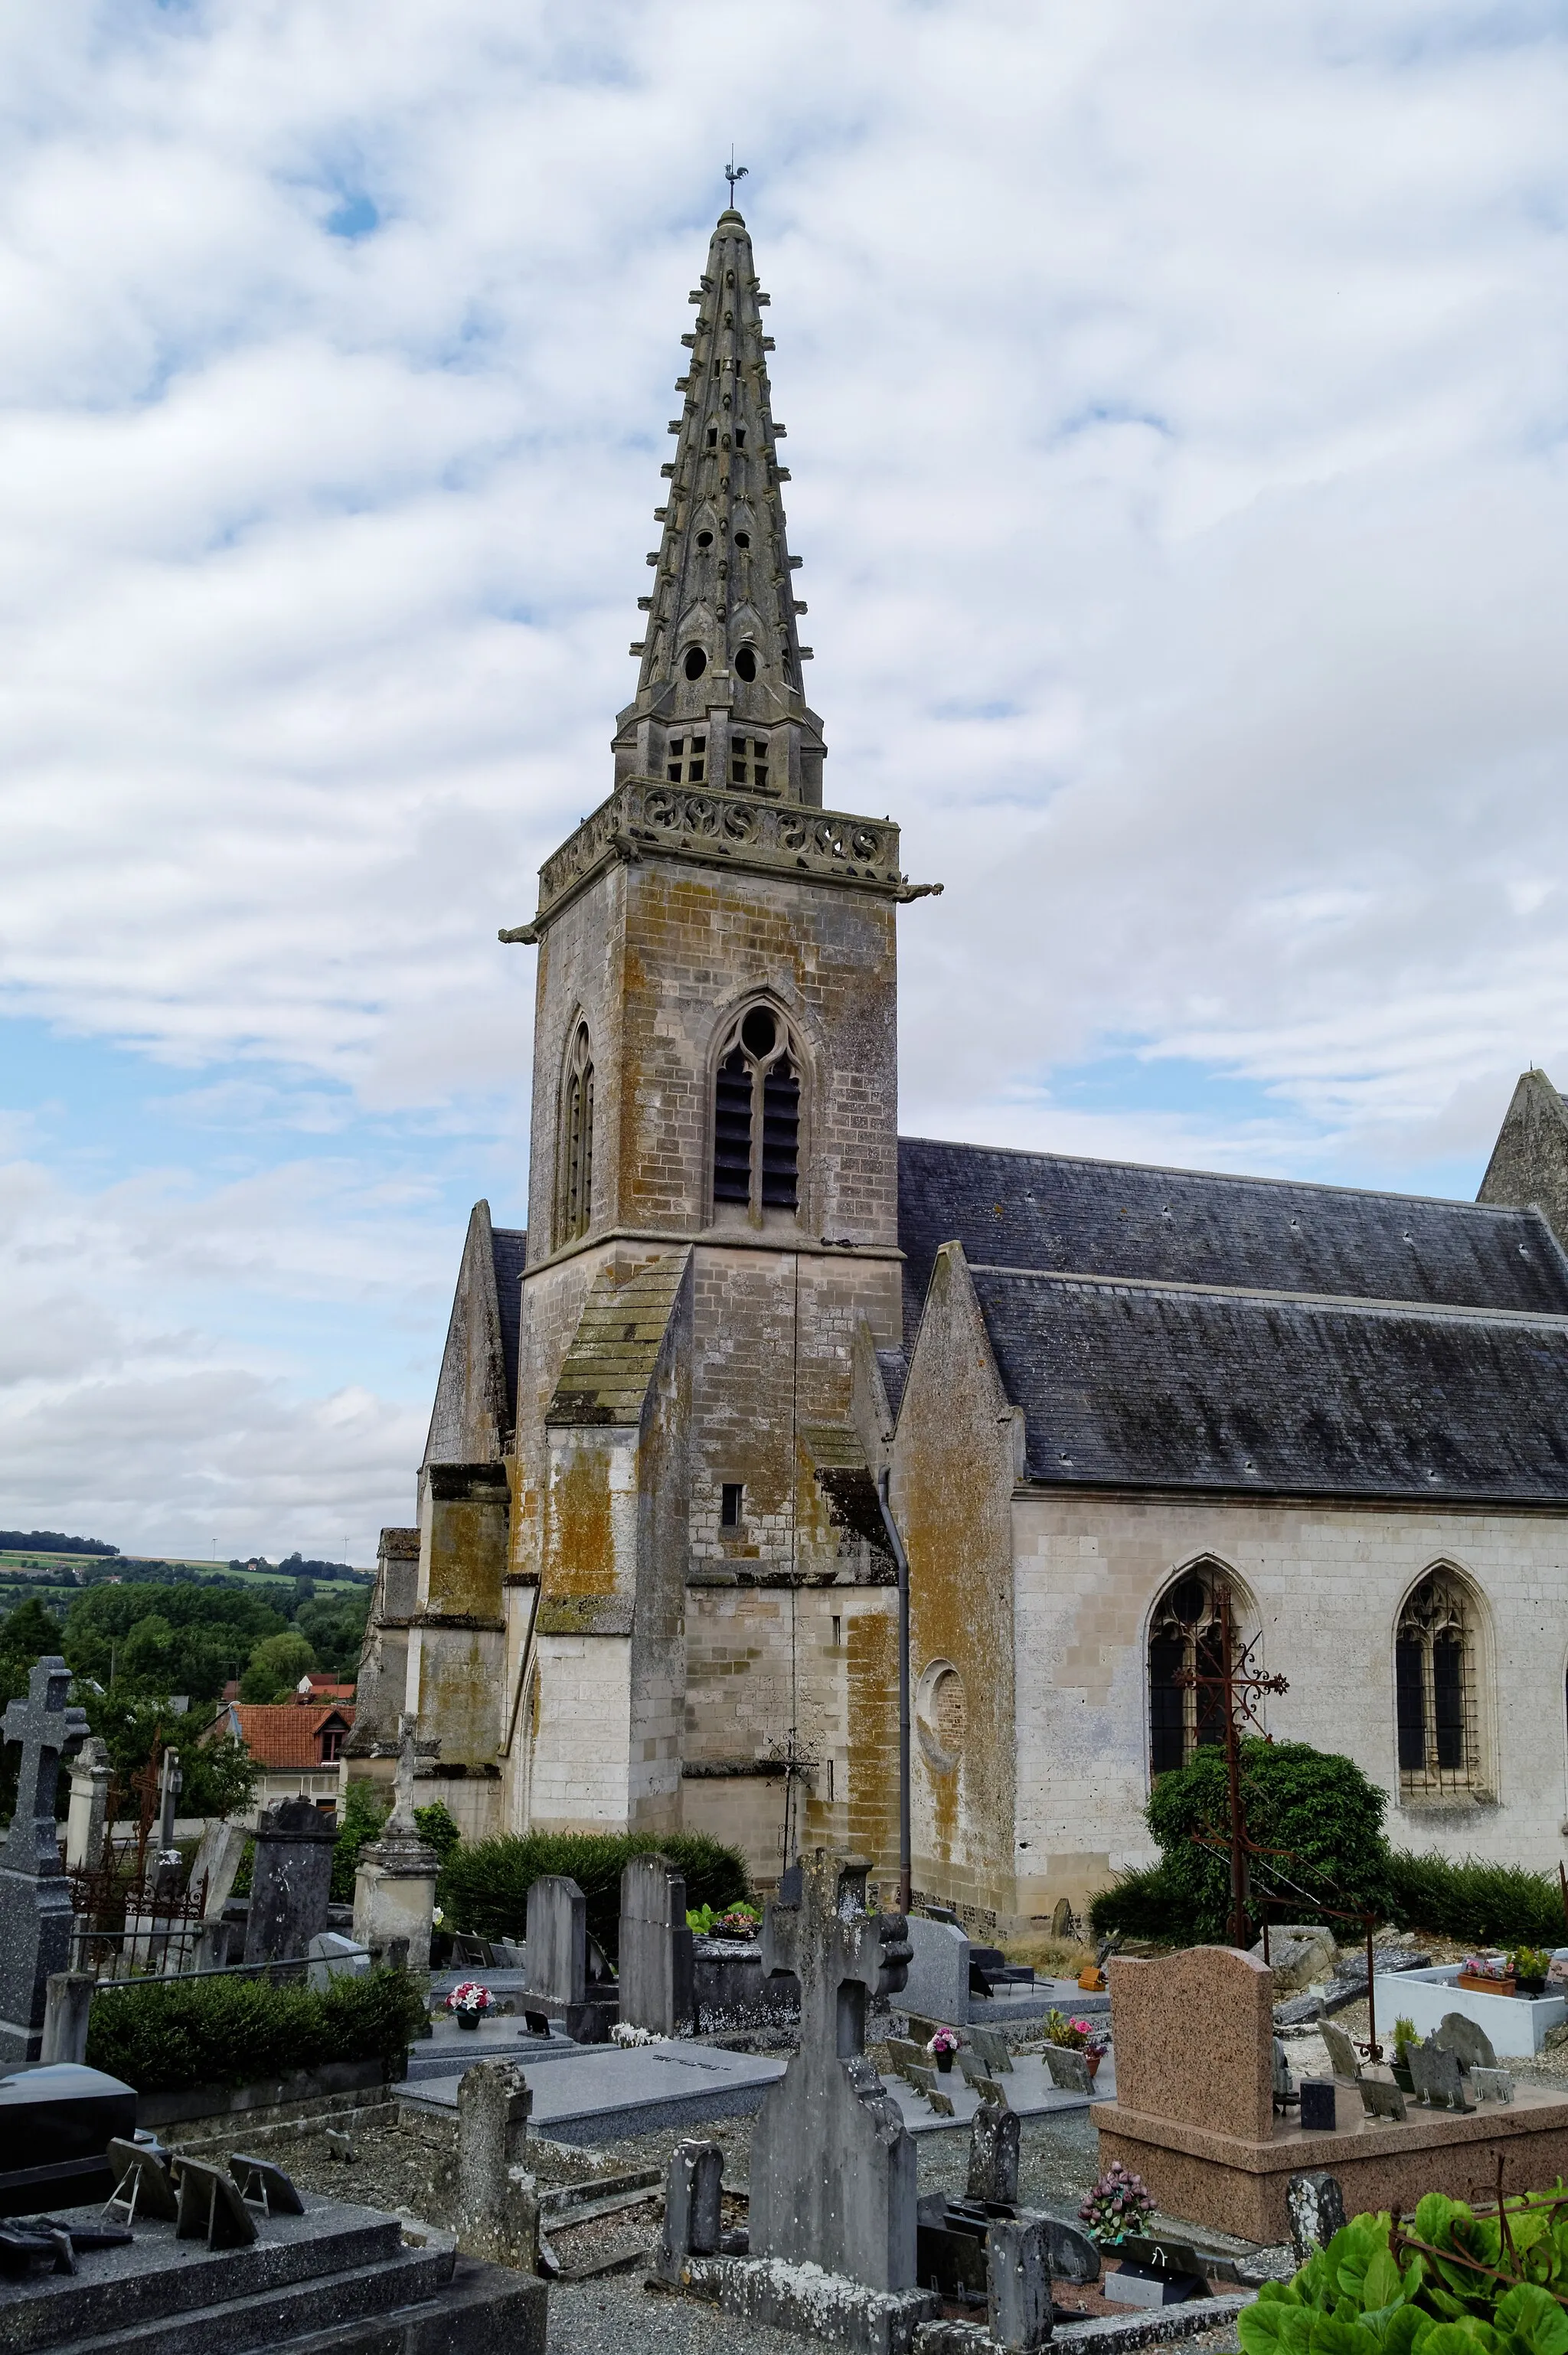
[
  {"x1": 384, "y1": 1713, "x2": 420, "y2": 1837},
  {"x1": 454, "y1": 2060, "x2": 538, "y2": 2273},
  {"x1": 351, "y1": 1722, "x2": 440, "y2": 1975},
  {"x1": 0, "y1": 1656, "x2": 89, "y2": 2063},
  {"x1": 749, "y1": 1850, "x2": 917, "y2": 2291}
]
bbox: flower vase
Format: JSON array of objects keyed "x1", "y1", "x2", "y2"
[
  {"x1": 935, "y1": 2050, "x2": 953, "y2": 2074},
  {"x1": 1086, "y1": 2051, "x2": 1102, "y2": 2083},
  {"x1": 457, "y1": 2011, "x2": 481, "y2": 2030}
]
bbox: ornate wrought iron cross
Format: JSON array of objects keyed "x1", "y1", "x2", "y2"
[{"x1": 1174, "y1": 1583, "x2": 1289, "y2": 1948}]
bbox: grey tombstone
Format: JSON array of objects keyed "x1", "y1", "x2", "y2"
[
  {"x1": 525, "y1": 1875, "x2": 586, "y2": 2004},
  {"x1": 0, "y1": 1657, "x2": 88, "y2": 2063},
  {"x1": 351, "y1": 1717, "x2": 439, "y2": 1974},
  {"x1": 1050, "y1": 1897, "x2": 1076, "y2": 1939},
  {"x1": 64, "y1": 1736, "x2": 112, "y2": 1871},
  {"x1": 243, "y1": 1797, "x2": 336, "y2": 1965},
  {"x1": 901, "y1": 1915, "x2": 970, "y2": 2026},
  {"x1": 1043, "y1": 2044, "x2": 1093, "y2": 2095},
  {"x1": 958, "y1": 2049, "x2": 991, "y2": 2089},
  {"x1": 1435, "y1": 2010, "x2": 1498, "y2": 2074},
  {"x1": 988, "y1": 2214, "x2": 1054, "y2": 2351},
  {"x1": 190, "y1": 1817, "x2": 250, "y2": 1919},
  {"x1": 966, "y1": 2099, "x2": 1020, "y2": 2206},
  {"x1": 1472, "y1": 2066, "x2": 1514, "y2": 2103},
  {"x1": 1286, "y1": 2172, "x2": 1346, "y2": 2269},
  {"x1": 1320, "y1": 2020, "x2": 1361, "y2": 2080},
  {"x1": 906, "y1": 2061, "x2": 939, "y2": 2101},
  {"x1": 1040, "y1": 2215, "x2": 1101, "y2": 2284},
  {"x1": 749, "y1": 1850, "x2": 916, "y2": 2291},
  {"x1": 455, "y1": 2059, "x2": 538, "y2": 2273},
  {"x1": 307, "y1": 1929, "x2": 373, "y2": 1991},
  {"x1": 40, "y1": 1969, "x2": 95, "y2": 2066},
  {"x1": 619, "y1": 1854, "x2": 694, "y2": 2036},
  {"x1": 888, "y1": 2036, "x2": 926, "y2": 2081},
  {"x1": 157, "y1": 1750, "x2": 182, "y2": 1855},
  {"x1": 969, "y1": 2024, "x2": 1013, "y2": 2074},
  {"x1": 975, "y1": 2075, "x2": 1010, "y2": 2109},
  {"x1": 1410, "y1": 2037, "x2": 1472, "y2": 2112},
  {"x1": 1358, "y1": 2077, "x2": 1409, "y2": 2123},
  {"x1": 655, "y1": 2138, "x2": 724, "y2": 2281},
  {"x1": 1298, "y1": 2079, "x2": 1338, "y2": 2131},
  {"x1": 174, "y1": 2154, "x2": 257, "y2": 2249}
]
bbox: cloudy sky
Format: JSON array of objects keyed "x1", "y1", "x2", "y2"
[{"x1": 4, "y1": 0, "x2": 1567, "y2": 1560}]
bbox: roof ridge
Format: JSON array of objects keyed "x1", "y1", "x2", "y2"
[
  {"x1": 899, "y1": 1133, "x2": 1532, "y2": 1220},
  {"x1": 967, "y1": 1260, "x2": 1568, "y2": 1328}
]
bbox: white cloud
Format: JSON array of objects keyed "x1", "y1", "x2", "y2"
[{"x1": 2, "y1": 0, "x2": 1567, "y2": 1536}]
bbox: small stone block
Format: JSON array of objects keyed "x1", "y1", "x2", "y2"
[
  {"x1": 1472, "y1": 2066, "x2": 1515, "y2": 2103},
  {"x1": 1298, "y1": 2079, "x2": 1338, "y2": 2132},
  {"x1": 325, "y1": 2129, "x2": 357, "y2": 2162},
  {"x1": 929, "y1": 2086, "x2": 956, "y2": 2117},
  {"x1": 229, "y1": 2152, "x2": 305, "y2": 2213},
  {"x1": 1410, "y1": 2038, "x2": 1472, "y2": 2112},
  {"x1": 657, "y1": 2137, "x2": 723, "y2": 2279},
  {"x1": 1040, "y1": 2213, "x2": 1101, "y2": 2284},
  {"x1": 523, "y1": 2009, "x2": 554, "y2": 2038},
  {"x1": 1043, "y1": 2044, "x2": 1092, "y2": 2095},
  {"x1": 975, "y1": 2076, "x2": 1009, "y2": 2109}
]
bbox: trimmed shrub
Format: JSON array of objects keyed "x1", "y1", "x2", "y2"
[
  {"x1": 439, "y1": 1831, "x2": 750, "y2": 1958},
  {"x1": 1384, "y1": 1851, "x2": 1566, "y2": 1951},
  {"x1": 1088, "y1": 1863, "x2": 1192, "y2": 1940},
  {"x1": 84, "y1": 1965, "x2": 425, "y2": 2093},
  {"x1": 413, "y1": 1800, "x2": 462, "y2": 1870}
]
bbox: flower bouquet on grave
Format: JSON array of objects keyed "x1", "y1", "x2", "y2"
[
  {"x1": 611, "y1": 2022, "x2": 667, "y2": 2046},
  {"x1": 686, "y1": 1901, "x2": 763, "y2": 1940},
  {"x1": 446, "y1": 1979, "x2": 494, "y2": 2029},
  {"x1": 1510, "y1": 1946, "x2": 1551, "y2": 1996},
  {"x1": 1047, "y1": 2008, "x2": 1109, "y2": 2079},
  {"x1": 1457, "y1": 1954, "x2": 1514, "y2": 1997},
  {"x1": 926, "y1": 2026, "x2": 961, "y2": 2074},
  {"x1": 1079, "y1": 2161, "x2": 1154, "y2": 2247}
]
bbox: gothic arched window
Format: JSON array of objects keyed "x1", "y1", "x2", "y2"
[
  {"x1": 558, "y1": 1024, "x2": 594, "y2": 1246},
  {"x1": 1148, "y1": 1566, "x2": 1233, "y2": 1775},
  {"x1": 1396, "y1": 1571, "x2": 1477, "y2": 1796},
  {"x1": 712, "y1": 1002, "x2": 800, "y2": 1220}
]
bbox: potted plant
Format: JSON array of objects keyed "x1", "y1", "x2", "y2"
[
  {"x1": 1457, "y1": 1955, "x2": 1515, "y2": 1997},
  {"x1": 446, "y1": 1979, "x2": 494, "y2": 2030},
  {"x1": 1390, "y1": 2015, "x2": 1417, "y2": 2093},
  {"x1": 1511, "y1": 1946, "x2": 1551, "y2": 1997},
  {"x1": 926, "y1": 2026, "x2": 961, "y2": 2075},
  {"x1": 1079, "y1": 2160, "x2": 1155, "y2": 2246}
]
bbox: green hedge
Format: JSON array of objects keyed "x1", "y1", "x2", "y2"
[
  {"x1": 439, "y1": 1831, "x2": 750, "y2": 1958},
  {"x1": 84, "y1": 1965, "x2": 425, "y2": 2093},
  {"x1": 1384, "y1": 1852, "x2": 1566, "y2": 1950}
]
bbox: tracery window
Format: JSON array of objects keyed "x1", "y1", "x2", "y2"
[
  {"x1": 558, "y1": 1024, "x2": 594, "y2": 1246},
  {"x1": 667, "y1": 732, "x2": 707, "y2": 782},
  {"x1": 1396, "y1": 1571, "x2": 1478, "y2": 1797},
  {"x1": 712, "y1": 1002, "x2": 800, "y2": 1220},
  {"x1": 1148, "y1": 1566, "x2": 1232, "y2": 1775}
]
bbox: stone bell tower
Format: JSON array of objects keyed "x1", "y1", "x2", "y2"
[{"x1": 492, "y1": 207, "x2": 938, "y2": 1883}]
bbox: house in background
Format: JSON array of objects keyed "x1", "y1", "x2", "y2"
[
  {"x1": 206, "y1": 1699, "x2": 355, "y2": 1818},
  {"x1": 292, "y1": 1673, "x2": 356, "y2": 1706}
]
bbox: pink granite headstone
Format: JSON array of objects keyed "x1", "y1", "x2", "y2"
[{"x1": 1106, "y1": 1946, "x2": 1275, "y2": 2139}]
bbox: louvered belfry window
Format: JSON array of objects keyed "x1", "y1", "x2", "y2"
[
  {"x1": 559, "y1": 1024, "x2": 594, "y2": 1246},
  {"x1": 712, "y1": 1003, "x2": 800, "y2": 1220},
  {"x1": 1396, "y1": 1572, "x2": 1478, "y2": 1797}
]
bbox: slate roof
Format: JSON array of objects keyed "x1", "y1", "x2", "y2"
[
  {"x1": 547, "y1": 1251, "x2": 689, "y2": 1426},
  {"x1": 491, "y1": 1226, "x2": 527, "y2": 1430},
  {"x1": 898, "y1": 1137, "x2": 1568, "y2": 1504}
]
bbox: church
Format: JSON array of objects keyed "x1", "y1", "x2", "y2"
[{"x1": 345, "y1": 206, "x2": 1568, "y2": 1935}]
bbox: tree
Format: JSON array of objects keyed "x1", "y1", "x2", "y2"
[
  {"x1": 239, "y1": 1631, "x2": 318, "y2": 1703},
  {"x1": 181, "y1": 1733, "x2": 260, "y2": 1821}
]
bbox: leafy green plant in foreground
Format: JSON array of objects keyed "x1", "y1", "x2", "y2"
[{"x1": 1240, "y1": 2191, "x2": 1568, "y2": 2355}]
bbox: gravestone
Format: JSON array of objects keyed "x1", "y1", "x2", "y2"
[
  {"x1": 1050, "y1": 1897, "x2": 1076, "y2": 1939},
  {"x1": 1472, "y1": 2066, "x2": 1514, "y2": 2103},
  {"x1": 1320, "y1": 2020, "x2": 1361, "y2": 2080},
  {"x1": 988, "y1": 2215, "x2": 1053, "y2": 2352},
  {"x1": 351, "y1": 1715, "x2": 439, "y2": 1974},
  {"x1": 0, "y1": 2062, "x2": 136, "y2": 2213},
  {"x1": 655, "y1": 2138, "x2": 724, "y2": 2281},
  {"x1": 1435, "y1": 2011, "x2": 1498, "y2": 2073},
  {"x1": 243, "y1": 1797, "x2": 336, "y2": 1964},
  {"x1": 1410, "y1": 2037, "x2": 1472, "y2": 2113},
  {"x1": 308, "y1": 1930, "x2": 372, "y2": 1991},
  {"x1": 901, "y1": 1915, "x2": 970, "y2": 2025},
  {"x1": 40, "y1": 1968, "x2": 95, "y2": 2066},
  {"x1": 619, "y1": 1853, "x2": 693, "y2": 2036},
  {"x1": 1043, "y1": 2044, "x2": 1093, "y2": 2095},
  {"x1": 191, "y1": 1817, "x2": 250, "y2": 1918},
  {"x1": 749, "y1": 1850, "x2": 917, "y2": 2291},
  {"x1": 1107, "y1": 1946, "x2": 1275, "y2": 2139},
  {"x1": 64, "y1": 1735, "x2": 112, "y2": 1871},
  {"x1": 454, "y1": 2059, "x2": 539, "y2": 2273},
  {"x1": 525, "y1": 1874, "x2": 585, "y2": 2001},
  {"x1": 966, "y1": 2098, "x2": 1020, "y2": 2205},
  {"x1": 1359, "y1": 2077, "x2": 1409, "y2": 2122},
  {"x1": 1039, "y1": 2214, "x2": 1100, "y2": 2284},
  {"x1": 0, "y1": 1657, "x2": 88, "y2": 2062},
  {"x1": 969, "y1": 2024, "x2": 1013, "y2": 2075},
  {"x1": 1286, "y1": 2172, "x2": 1346, "y2": 2268}
]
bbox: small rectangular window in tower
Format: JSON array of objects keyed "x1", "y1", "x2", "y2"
[
  {"x1": 827, "y1": 1758, "x2": 835, "y2": 1802},
  {"x1": 688, "y1": 733, "x2": 706, "y2": 783},
  {"x1": 831, "y1": 1615, "x2": 841, "y2": 1648},
  {"x1": 720, "y1": 1482, "x2": 743, "y2": 1530},
  {"x1": 667, "y1": 737, "x2": 684, "y2": 783}
]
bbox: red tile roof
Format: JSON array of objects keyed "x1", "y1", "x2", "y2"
[
  {"x1": 210, "y1": 1702, "x2": 354, "y2": 1769},
  {"x1": 294, "y1": 1678, "x2": 356, "y2": 1704}
]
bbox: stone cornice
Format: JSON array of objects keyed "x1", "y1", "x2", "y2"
[{"x1": 500, "y1": 778, "x2": 939, "y2": 939}]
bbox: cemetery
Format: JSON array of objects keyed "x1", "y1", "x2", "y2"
[{"x1": 11, "y1": 1644, "x2": 1568, "y2": 2355}]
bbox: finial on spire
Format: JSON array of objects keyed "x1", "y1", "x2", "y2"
[{"x1": 724, "y1": 147, "x2": 748, "y2": 204}]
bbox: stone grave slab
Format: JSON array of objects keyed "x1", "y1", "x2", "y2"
[
  {"x1": 243, "y1": 1798, "x2": 335, "y2": 1965},
  {"x1": 901, "y1": 1915, "x2": 970, "y2": 2026},
  {"x1": 619, "y1": 1853, "x2": 694, "y2": 2037},
  {"x1": 400, "y1": 2036, "x2": 786, "y2": 2144}
]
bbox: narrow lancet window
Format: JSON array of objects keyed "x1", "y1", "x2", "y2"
[
  {"x1": 560, "y1": 1024, "x2": 594, "y2": 1245},
  {"x1": 711, "y1": 1003, "x2": 800, "y2": 1221},
  {"x1": 1396, "y1": 1572, "x2": 1478, "y2": 1797},
  {"x1": 1148, "y1": 1568, "x2": 1232, "y2": 1775}
]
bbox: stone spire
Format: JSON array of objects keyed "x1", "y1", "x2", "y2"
[{"x1": 616, "y1": 209, "x2": 827, "y2": 807}]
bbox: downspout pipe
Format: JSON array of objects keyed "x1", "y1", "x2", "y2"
[{"x1": 876, "y1": 1469, "x2": 913, "y2": 1919}]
